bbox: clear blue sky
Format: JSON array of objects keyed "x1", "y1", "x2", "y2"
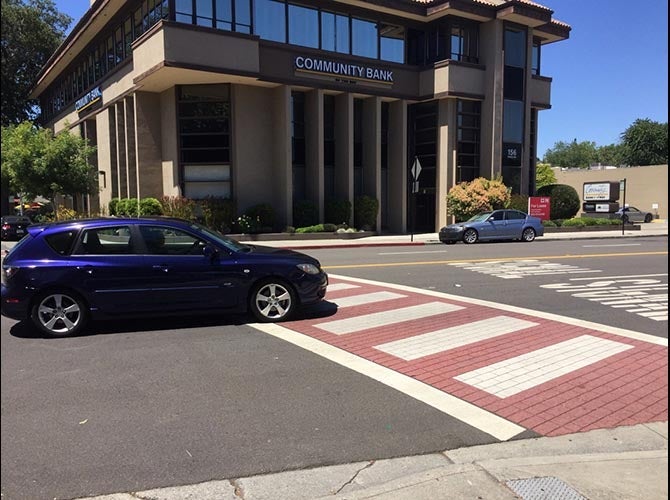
[{"x1": 57, "y1": 0, "x2": 668, "y2": 160}]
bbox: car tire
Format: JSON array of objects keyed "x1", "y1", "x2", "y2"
[
  {"x1": 463, "y1": 229, "x2": 478, "y2": 244},
  {"x1": 644, "y1": 214, "x2": 653, "y2": 223},
  {"x1": 249, "y1": 279, "x2": 297, "y2": 322},
  {"x1": 521, "y1": 227, "x2": 536, "y2": 242},
  {"x1": 442, "y1": 240, "x2": 456, "y2": 245},
  {"x1": 30, "y1": 290, "x2": 88, "y2": 337}
]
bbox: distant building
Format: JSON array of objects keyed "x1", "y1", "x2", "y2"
[{"x1": 31, "y1": 0, "x2": 570, "y2": 232}]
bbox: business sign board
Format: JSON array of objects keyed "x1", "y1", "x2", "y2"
[
  {"x1": 528, "y1": 196, "x2": 551, "y2": 221},
  {"x1": 583, "y1": 181, "x2": 620, "y2": 202},
  {"x1": 294, "y1": 56, "x2": 393, "y2": 86},
  {"x1": 75, "y1": 86, "x2": 102, "y2": 113}
]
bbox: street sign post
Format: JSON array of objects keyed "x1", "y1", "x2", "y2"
[
  {"x1": 620, "y1": 178, "x2": 626, "y2": 235},
  {"x1": 409, "y1": 157, "x2": 422, "y2": 241}
]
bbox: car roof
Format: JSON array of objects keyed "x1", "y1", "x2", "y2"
[{"x1": 27, "y1": 216, "x2": 195, "y2": 233}]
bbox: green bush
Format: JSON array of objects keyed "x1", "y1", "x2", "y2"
[
  {"x1": 244, "y1": 203, "x2": 275, "y2": 231},
  {"x1": 542, "y1": 220, "x2": 557, "y2": 227},
  {"x1": 354, "y1": 195, "x2": 379, "y2": 231},
  {"x1": 139, "y1": 197, "x2": 163, "y2": 216},
  {"x1": 507, "y1": 193, "x2": 529, "y2": 212},
  {"x1": 536, "y1": 184, "x2": 580, "y2": 220},
  {"x1": 325, "y1": 198, "x2": 352, "y2": 225},
  {"x1": 108, "y1": 198, "x2": 120, "y2": 216},
  {"x1": 293, "y1": 199, "x2": 319, "y2": 228},
  {"x1": 116, "y1": 198, "x2": 140, "y2": 217},
  {"x1": 201, "y1": 197, "x2": 235, "y2": 233},
  {"x1": 446, "y1": 177, "x2": 510, "y2": 222},
  {"x1": 160, "y1": 196, "x2": 195, "y2": 220},
  {"x1": 295, "y1": 223, "x2": 337, "y2": 233},
  {"x1": 562, "y1": 217, "x2": 587, "y2": 227}
]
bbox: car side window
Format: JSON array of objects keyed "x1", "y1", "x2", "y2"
[
  {"x1": 139, "y1": 226, "x2": 205, "y2": 255},
  {"x1": 507, "y1": 211, "x2": 526, "y2": 220},
  {"x1": 77, "y1": 227, "x2": 134, "y2": 255},
  {"x1": 490, "y1": 211, "x2": 505, "y2": 221},
  {"x1": 44, "y1": 230, "x2": 78, "y2": 255}
]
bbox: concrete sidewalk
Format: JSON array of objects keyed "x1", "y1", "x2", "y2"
[{"x1": 77, "y1": 422, "x2": 667, "y2": 500}]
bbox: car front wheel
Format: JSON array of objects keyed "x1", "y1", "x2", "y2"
[
  {"x1": 31, "y1": 290, "x2": 88, "y2": 337},
  {"x1": 250, "y1": 279, "x2": 297, "y2": 322},
  {"x1": 521, "y1": 227, "x2": 536, "y2": 242},
  {"x1": 463, "y1": 229, "x2": 479, "y2": 244}
]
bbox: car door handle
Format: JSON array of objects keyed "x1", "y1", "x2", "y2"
[
  {"x1": 76, "y1": 266, "x2": 94, "y2": 275},
  {"x1": 152, "y1": 265, "x2": 169, "y2": 273}
]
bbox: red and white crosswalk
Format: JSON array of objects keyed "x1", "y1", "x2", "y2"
[{"x1": 253, "y1": 274, "x2": 668, "y2": 440}]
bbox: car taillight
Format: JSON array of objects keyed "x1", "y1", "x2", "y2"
[
  {"x1": 1, "y1": 224, "x2": 9, "y2": 230},
  {"x1": 2, "y1": 266, "x2": 19, "y2": 284}
]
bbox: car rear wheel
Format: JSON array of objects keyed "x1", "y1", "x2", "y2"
[
  {"x1": 463, "y1": 229, "x2": 478, "y2": 244},
  {"x1": 30, "y1": 290, "x2": 88, "y2": 337},
  {"x1": 644, "y1": 214, "x2": 653, "y2": 223},
  {"x1": 442, "y1": 240, "x2": 456, "y2": 245},
  {"x1": 521, "y1": 227, "x2": 536, "y2": 242},
  {"x1": 250, "y1": 279, "x2": 297, "y2": 322}
]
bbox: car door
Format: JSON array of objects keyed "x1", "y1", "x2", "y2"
[
  {"x1": 137, "y1": 224, "x2": 247, "y2": 312},
  {"x1": 504, "y1": 210, "x2": 527, "y2": 238},
  {"x1": 68, "y1": 225, "x2": 152, "y2": 314},
  {"x1": 478, "y1": 210, "x2": 506, "y2": 240}
]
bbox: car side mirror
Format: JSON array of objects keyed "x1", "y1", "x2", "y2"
[{"x1": 203, "y1": 245, "x2": 219, "y2": 261}]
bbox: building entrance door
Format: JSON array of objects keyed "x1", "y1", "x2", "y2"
[{"x1": 408, "y1": 102, "x2": 437, "y2": 233}]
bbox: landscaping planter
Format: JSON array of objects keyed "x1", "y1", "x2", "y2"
[
  {"x1": 543, "y1": 224, "x2": 640, "y2": 233},
  {"x1": 233, "y1": 231, "x2": 376, "y2": 242}
]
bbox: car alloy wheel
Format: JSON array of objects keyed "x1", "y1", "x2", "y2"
[
  {"x1": 463, "y1": 229, "x2": 478, "y2": 244},
  {"x1": 250, "y1": 279, "x2": 296, "y2": 322},
  {"x1": 31, "y1": 291, "x2": 88, "y2": 337},
  {"x1": 521, "y1": 227, "x2": 536, "y2": 242},
  {"x1": 644, "y1": 214, "x2": 653, "y2": 223}
]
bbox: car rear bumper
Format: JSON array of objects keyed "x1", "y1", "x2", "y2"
[{"x1": 1, "y1": 283, "x2": 30, "y2": 321}]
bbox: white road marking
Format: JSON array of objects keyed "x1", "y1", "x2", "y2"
[
  {"x1": 328, "y1": 274, "x2": 667, "y2": 346},
  {"x1": 569, "y1": 273, "x2": 667, "y2": 281},
  {"x1": 455, "y1": 335, "x2": 634, "y2": 398},
  {"x1": 449, "y1": 260, "x2": 599, "y2": 279},
  {"x1": 315, "y1": 302, "x2": 464, "y2": 335},
  {"x1": 327, "y1": 283, "x2": 361, "y2": 292},
  {"x1": 329, "y1": 291, "x2": 406, "y2": 308},
  {"x1": 252, "y1": 322, "x2": 525, "y2": 441},
  {"x1": 375, "y1": 316, "x2": 538, "y2": 361},
  {"x1": 582, "y1": 244, "x2": 642, "y2": 247},
  {"x1": 378, "y1": 250, "x2": 448, "y2": 255}
]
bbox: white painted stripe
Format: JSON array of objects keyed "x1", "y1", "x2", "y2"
[
  {"x1": 252, "y1": 322, "x2": 525, "y2": 441},
  {"x1": 455, "y1": 335, "x2": 634, "y2": 398},
  {"x1": 315, "y1": 302, "x2": 464, "y2": 335},
  {"x1": 330, "y1": 291, "x2": 406, "y2": 308},
  {"x1": 378, "y1": 250, "x2": 448, "y2": 255},
  {"x1": 327, "y1": 283, "x2": 361, "y2": 291},
  {"x1": 328, "y1": 274, "x2": 668, "y2": 347},
  {"x1": 569, "y1": 273, "x2": 668, "y2": 281},
  {"x1": 582, "y1": 244, "x2": 642, "y2": 247},
  {"x1": 375, "y1": 316, "x2": 538, "y2": 361}
]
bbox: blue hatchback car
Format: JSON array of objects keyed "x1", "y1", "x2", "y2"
[
  {"x1": 439, "y1": 209, "x2": 544, "y2": 244},
  {"x1": 1, "y1": 217, "x2": 328, "y2": 337}
]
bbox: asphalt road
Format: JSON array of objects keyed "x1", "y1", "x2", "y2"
[{"x1": 1, "y1": 236, "x2": 666, "y2": 499}]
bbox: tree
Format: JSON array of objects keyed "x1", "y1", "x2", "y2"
[
  {"x1": 446, "y1": 177, "x2": 510, "y2": 222},
  {"x1": 535, "y1": 162, "x2": 556, "y2": 190},
  {"x1": 2, "y1": 122, "x2": 97, "y2": 212},
  {"x1": 543, "y1": 139, "x2": 598, "y2": 168},
  {"x1": 595, "y1": 143, "x2": 624, "y2": 167},
  {"x1": 620, "y1": 119, "x2": 668, "y2": 166},
  {"x1": 1, "y1": 0, "x2": 71, "y2": 125}
]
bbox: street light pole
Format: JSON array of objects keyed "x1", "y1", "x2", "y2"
[{"x1": 620, "y1": 178, "x2": 626, "y2": 236}]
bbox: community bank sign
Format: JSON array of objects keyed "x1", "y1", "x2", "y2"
[{"x1": 295, "y1": 56, "x2": 393, "y2": 85}]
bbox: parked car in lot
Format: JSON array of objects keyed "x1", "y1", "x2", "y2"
[
  {"x1": 439, "y1": 209, "x2": 544, "y2": 245},
  {"x1": 1, "y1": 217, "x2": 328, "y2": 337},
  {"x1": 1, "y1": 216, "x2": 32, "y2": 241},
  {"x1": 615, "y1": 206, "x2": 654, "y2": 224}
]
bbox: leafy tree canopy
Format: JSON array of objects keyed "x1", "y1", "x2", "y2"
[
  {"x1": 1, "y1": 0, "x2": 71, "y2": 125},
  {"x1": 2, "y1": 122, "x2": 98, "y2": 205},
  {"x1": 620, "y1": 119, "x2": 668, "y2": 166},
  {"x1": 535, "y1": 162, "x2": 556, "y2": 190},
  {"x1": 543, "y1": 140, "x2": 598, "y2": 169}
]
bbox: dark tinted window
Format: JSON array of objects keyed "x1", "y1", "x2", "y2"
[
  {"x1": 45, "y1": 230, "x2": 78, "y2": 255},
  {"x1": 75, "y1": 227, "x2": 134, "y2": 255},
  {"x1": 506, "y1": 210, "x2": 527, "y2": 220}
]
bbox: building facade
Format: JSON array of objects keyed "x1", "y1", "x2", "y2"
[{"x1": 31, "y1": 0, "x2": 570, "y2": 232}]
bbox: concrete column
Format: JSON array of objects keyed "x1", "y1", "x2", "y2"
[
  {"x1": 335, "y1": 92, "x2": 353, "y2": 221},
  {"x1": 363, "y1": 96, "x2": 381, "y2": 230},
  {"x1": 305, "y1": 89, "x2": 324, "y2": 220},
  {"x1": 115, "y1": 102, "x2": 128, "y2": 197},
  {"x1": 387, "y1": 99, "x2": 407, "y2": 233},
  {"x1": 436, "y1": 98, "x2": 456, "y2": 229},
  {"x1": 479, "y1": 20, "x2": 504, "y2": 180},
  {"x1": 134, "y1": 91, "x2": 163, "y2": 200},
  {"x1": 95, "y1": 111, "x2": 112, "y2": 212},
  {"x1": 273, "y1": 85, "x2": 292, "y2": 227},
  {"x1": 159, "y1": 87, "x2": 179, "y2": 197}
]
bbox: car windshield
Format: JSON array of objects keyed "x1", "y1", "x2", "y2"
[
  {"x1": 187, "y1": 221, "x2": 251, "y2": 252},
  {"x1": 468, "y1": 212, "x2": 492, "y2": 222}
]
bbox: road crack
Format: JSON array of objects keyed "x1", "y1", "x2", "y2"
[{"x1": 334, "y1": 460, "x2": 376, "y2": 495}]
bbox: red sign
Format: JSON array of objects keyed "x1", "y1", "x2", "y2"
[{"x1": 529, "y1": 196, "x2": 551, "y2": 221}]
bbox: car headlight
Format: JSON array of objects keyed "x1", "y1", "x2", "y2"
[{"x1": 296, "y1": 263, "x2": 321, "y2": 275}]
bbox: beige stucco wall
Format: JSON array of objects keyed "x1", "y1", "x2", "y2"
[{"x1": 552, "y1": 165, "x2": 668, "y2": 219}]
